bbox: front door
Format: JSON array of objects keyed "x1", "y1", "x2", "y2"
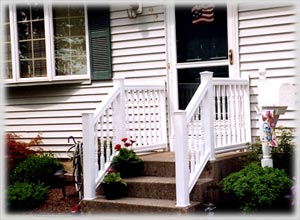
[{"x1": 170, "y1": 4, "x2": 239, "y2": 109}]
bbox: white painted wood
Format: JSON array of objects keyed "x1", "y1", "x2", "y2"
[
  {"x1": 174, "y1": 110, "x2": 190, "y2": 207},
  {"x1": 238, "y1": 3, "x2": 297, "y2": 141}
]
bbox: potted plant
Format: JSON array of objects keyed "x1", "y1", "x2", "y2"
[
  {"x1": 111, "y1": 138, "x2": 144, "y2": 178},
  {"x1": 102, "y1": 168, "x2": 127, "y2": 200}
]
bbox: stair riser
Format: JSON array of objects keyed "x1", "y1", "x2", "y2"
[
  {"x1": 97, "y1": 182, "x2": 176, "y2": 200},
  {"x1": 142, "y1": 161, "x2": 175, "y2": 177},
  {"x1": 127, "y1": 182, "x2": 176, "y2": 200},
  {"x1": 82, "y1": 200, "x2": 201, "y2": 214}
]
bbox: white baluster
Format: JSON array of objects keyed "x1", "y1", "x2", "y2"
[
  {"x1": 226, "y1": 85, "x2": 232, "y2": 145},
  {"x1": 148, "y1": 90, "x2": 155, "y2": 145},
  {"x1": 135, "y1": 90, "x2": 142, "y2": 146},
  {"x1": 221, "y1": 85, "x2": 227, "y2": 145},
  {"x1": 141, "y1": 90, "x2": 147, "y2": 145},
  {"x1": 154, "y1": 90, "x2": 160, "y2": 143},
  {"x1": 100, "y1": 118, "x2": 105, "y2": 170},
  {"x1": 106, "y1": 108, "x2": 111, "y2": 163},
  {"x1": 236, "y1": 85, "x2": 241, "y2": 143},
  {"x1": 241, "y1": 85, "x2": 246, "y2": 142},
  {"x1": 216, "y1": 85, "x2": 222, "y2": 147},
  {"x1": 232, "y1": 85, "x2": 237, "y2": 144},
  {"x1": 195, "y1": 106, "x2": 201, "y2": 164},
  {"x1": 189, "y1": 118, "x2": 195, "y2": 174}
]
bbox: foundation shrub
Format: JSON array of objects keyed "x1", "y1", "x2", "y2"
[{"x1": 220, "y1": 162, "x2": 293, "y2": 213}]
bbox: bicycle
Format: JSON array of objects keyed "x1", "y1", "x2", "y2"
[{"x1": 67, "y1": 136, "x2": 84, "y2": 201}]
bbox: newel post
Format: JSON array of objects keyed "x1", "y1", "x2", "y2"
[
  {"x1": 200, "y1": 71, "x2": 215, "y2": 160},
  {"x1": 174, "y1": 110, "x2": 190, "y2": 207},
  {"x1": 82, "y1": 112, "x2": 96, "y2": 200},
  {"x1": 112, "y1": 77, "x2": 126, "y2": 142}
]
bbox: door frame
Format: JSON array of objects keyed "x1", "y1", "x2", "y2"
[{"x1": 165, "y1": 3, "x2": 240, "y2": 151}]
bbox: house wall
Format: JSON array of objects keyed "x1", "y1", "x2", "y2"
[
  {"x1": 238, "y1": 3, "x2": 298, "y2": 139},
  {"x1": 4, "y1": 4, "x2": 167, "y2": 157},
  {"x1": 4, "y1": 3, "x2": 299, "y2": 156}
]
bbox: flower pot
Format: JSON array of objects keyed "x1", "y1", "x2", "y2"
[
  {"x1": 115, "y1": 160, "x2": 144, "y2": 178},
  {"x1": 103, "y1": 183, "x2": 126, "y2": 200}
]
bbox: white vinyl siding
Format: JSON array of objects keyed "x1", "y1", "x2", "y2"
[
  {"x1": 5, "y1": 4, "x2": 167, "y2": 157},
  {"x1": 238, "y1": 3, "x2": 298, "y2": 139},
  {"x1": 110, "y1": 5, "x2": 166, "y2": 80}
]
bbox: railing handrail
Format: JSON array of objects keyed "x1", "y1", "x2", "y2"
[
  {"x1": 185, "y1": 80, "x2": 209, "y2": 123},
  {"x1": 93, "y1": 86, "x2": 121, "y2": 121},
  {"x1": 174, "y1": 71, "x2": 251, "y2": 207},
  {"x1": 212, "y1": 77, "x2": 249, "y2": 85},
  {"x1": 83, "y1": 77, "x2": 168, "y2": 200}
]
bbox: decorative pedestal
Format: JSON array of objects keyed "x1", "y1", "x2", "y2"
[{"x1": 257, "y1": 106, "x2": 287, "y2": 168}]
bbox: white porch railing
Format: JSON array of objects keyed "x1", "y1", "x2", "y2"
[
  {"x1": 82, "y1": 77, "x2": 167, "y2": 200},
  {"x1": 174, "y1": 71, "x2": 251, "y2": 207}
]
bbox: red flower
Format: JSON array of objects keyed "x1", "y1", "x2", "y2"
[
  {"x1": 124, "y1": 142, "x2": 131, "y2": 147},
  {"x1": 121, "y1": 138, "x2": 128, "y2": 142},
  {"x1": 130, "y1": 140, "x2": 136, "y2": 144},
  {"x1": 107, "y1": 168, "x2": 115, "y2": 173},
  {"x1": 114, "y1": 144, "x2": 121, "y2": 150}
]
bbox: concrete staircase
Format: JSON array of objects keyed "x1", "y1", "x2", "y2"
[{"x1": 81, "y1": 151, "x2": 249, "y2": 214}]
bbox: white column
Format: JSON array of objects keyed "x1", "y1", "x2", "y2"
[
  {"x1": 82, "y1": 112, "x2": 96, "y2": 200},
  {"x1": 174, "y1": 110, "x2": 190, "y2": 207},
  {"x1": 112, "y1": 77, "x2": 126, "y2": 142},
  {"x1": 200, "y1": 71, "x2": 215, "y2": 160}
]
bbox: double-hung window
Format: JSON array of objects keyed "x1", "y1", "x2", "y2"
[{"x1": 4, "y1": 3, "x2": 112, "y2": 86}]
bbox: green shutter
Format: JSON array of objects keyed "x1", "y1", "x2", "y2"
[{"x1": 88, "y1": 7, "x2": 112, "y2": 80}]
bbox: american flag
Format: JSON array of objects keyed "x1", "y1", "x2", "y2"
[{"x1": 191, "y1": 5, "x2": 214, "y2": 24}]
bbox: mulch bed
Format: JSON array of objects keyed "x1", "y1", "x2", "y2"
[
  {"x1": 29, "y1": 184, "x2": 80, "y2": 214},
  {"x1": 7, "y1": 182, "x2": 80, "y2": 215}
]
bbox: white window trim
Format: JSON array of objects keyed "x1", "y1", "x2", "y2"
[{"x1": 5, "y1": 3, "x2": 91, "y2": 86}]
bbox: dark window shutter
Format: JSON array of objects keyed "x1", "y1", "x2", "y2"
[{"x1": 87, "y1": 7, "x2": 112, "y2": 80}]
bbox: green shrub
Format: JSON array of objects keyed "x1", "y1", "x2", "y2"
[
  {"x1": 7, "y1": 181, "x2": 49, "y2": 210},
  {"x1": 271, "y1": 127, "x2": 295, "y2": 178},
  {"x1": 219, "y1": 162, "x2": 292, "y2": 213},
  {"x1": 11, "y1": 154, "x2": 63, "y2": 187}
]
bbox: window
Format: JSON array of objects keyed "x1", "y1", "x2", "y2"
[
  {"x1": 4, "y1": 7, "x2": 12, "y2": 79},
  {"x1": 4, "y1": 4, "x2": 112, "y2": 85},
  {"x1": 53, "y1": 6, "x2": 87, "y2": 76},
  {"x1": 17, "y1": 5, "x2": 47, "y2": 78}
]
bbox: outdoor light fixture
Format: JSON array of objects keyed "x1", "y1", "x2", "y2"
[{"x1": 127, "y1": 3, "x2": 143, "y2": 19}]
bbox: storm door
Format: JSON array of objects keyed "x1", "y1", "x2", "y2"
[{"x1": 175, "y1": 5, "x2": 231, "y2": 109}]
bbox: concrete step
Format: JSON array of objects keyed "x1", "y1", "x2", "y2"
[
  {"x1": 140, "y1": 152, "x2": 176, "y2": 177},
  {"x1": 81, "y1": 196, "x2": 202, "y2": 214},
  {"x1": 97, "y1": 175, "x2": 214, "y2": 201}
]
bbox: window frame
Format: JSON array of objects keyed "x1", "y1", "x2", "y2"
[{"x1": 5, "y1": 3, "x2": 91, "y2": 86}]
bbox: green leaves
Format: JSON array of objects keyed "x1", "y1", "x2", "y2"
[
  {"x1": 102, "y1": 171, "x2": 127, "y2": 186},
  {"x1": 7, "y1": 181, "x2": 49, "y2": 210},
  {"x1": 220, "y1": 162, "x2": 292, "y2": 212}
]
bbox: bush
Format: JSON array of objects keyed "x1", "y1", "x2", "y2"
[
  {"x1": 219, "y1": 162, "x2": 293, "y2": 213},
  {"x1": 11, "y1": 154, "x2": 63, "y2": 187},
  {"x1": 271, "y1": 127, "x2": 295, "y2": 178},
  {"x1": 6, "y1": 133, "x2": 42, "y2": 173},
  {"x1": 7, "y1": 181, "x2": 49, "y2": 211}
]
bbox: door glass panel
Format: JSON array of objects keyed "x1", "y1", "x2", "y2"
[
  {"x1": 178, "y1": 66, "x2": 228, "y2": 110},
  {"x1": 176, "y1": 5, "x2": 228, "y2": 63}
]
